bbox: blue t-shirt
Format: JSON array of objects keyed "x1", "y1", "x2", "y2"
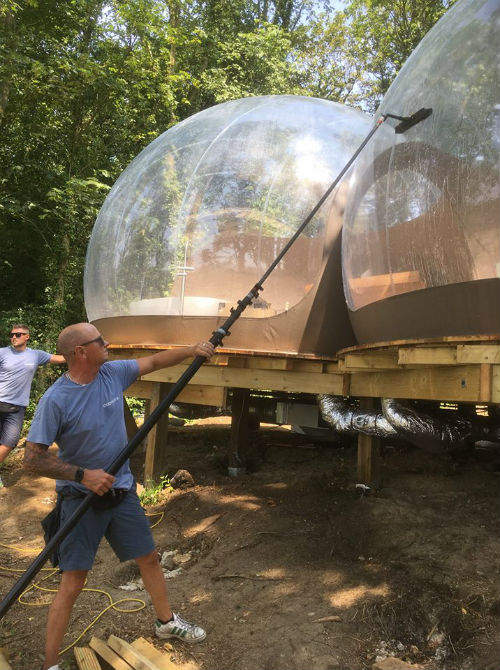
[
  {"x1": 0, "y1": 346, "x2": 52, "y2": 407},
  {"x1": 28, "y1": 360, "x2": 140, "y2": 491}
]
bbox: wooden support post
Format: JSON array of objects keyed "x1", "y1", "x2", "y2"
[
  {"x1": 144, "y1": 382, "x2": 171, "y2": 484},
  {"x1": 228, "y1": 388, "x2": 250, "y2": 475},
  {"x1": 356, "y1": 397, "x2": 380, "y2": 489}
]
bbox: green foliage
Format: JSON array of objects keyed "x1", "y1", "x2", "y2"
[
  {"x1": 0, "y1": 0, "x2": 456, "y2": 372},
  {"x1": 139, "y1": 474, "x2": 173, "y2": 506},
  {"x1": 125, "y1": 395, "x2": 146, "y2": 418}
]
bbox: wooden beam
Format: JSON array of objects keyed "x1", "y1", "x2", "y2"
[
  {"x1": 89, "y1": 637, "x2": 134, "y2": 670},
  {"x1": 398, "y1": 346, "x2": 457, "y2": 366},
  {"x1": 107, "y1": 635, "x2": 161, "y2": 670},
  {"x1": 245, "y1": 357, "x2": 290, "y2": 370},
  {"x1": 493, "y1": 366, "x2": 500, "y2": 404},
  {"x1": 289, "y1": 360, "x2": 326, "y2": 373},
  {"x1": 125, "y1": 380, "x2": 152, "y2": 399},
  {"x1": 479, "y1": 364, "x2": 493, "y2": 403},
  {"x1": 0, "y1": 648, "x2": 12, "y2": 670},
  {"x1": 356, "y1": 398, "x2": 380, "y2": 488},
  {"x1": 229, "y1": 388, "x2": 250, "y2": 473},
  {"x1": 141, "y1": 365, "x2": 345, "y2": 395},
  {"x1": 125, "y1": 381, "x2": 226, "y2": 407},
  {"x1": 144, "y1": 382, "x2": 171, "y2": 483},
  {"x1": 349, "y1": 365, "x2": 487, "y2": 402},
  {"x1": 131, "y1": 637, "x2": 176, "y2": 670},
  {"x1": 339, "y1": 351, "x2": 399, "y2": 372},
  {"x1": 74, "y1": 647, "x2": 102, "y2": 670},
  {"x1": 109, "y1": 349, "x2": 229, "y2": 367},
  {"x1": 457, "y1": 345, "x2": 500, "y2": 365},
  {"x1": 175, "y1": 384, "x2": 227, "y2": 407},
  {"x1": 110, "y1": 344, "x2": 500, "y2": 404}
]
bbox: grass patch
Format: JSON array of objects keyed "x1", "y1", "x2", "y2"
[{"x1": 139, "y1": 474, "x2": 173, "y2": 507}]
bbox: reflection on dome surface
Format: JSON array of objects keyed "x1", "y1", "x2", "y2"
[
  {"x1": 84, "y1": 95, "x2": 372, "y2": 353},
  {"x1": 342, "y1": 0, "x2": 500, "y2": 342}
]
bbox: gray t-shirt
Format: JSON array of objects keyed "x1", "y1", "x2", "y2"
[
  {"x1": 28, "y1": 360, "x2": 140, "y2": 491},
  {"x1": 0, "y1": 346, "x2": 52, "y2": 407}
]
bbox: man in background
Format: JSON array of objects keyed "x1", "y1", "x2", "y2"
[{"x1": 0, "y1": 323, "x2": 65, "y2": 487}]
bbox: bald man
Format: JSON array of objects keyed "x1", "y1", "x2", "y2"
[{"x1": 24, "y1": 323, "x2": 214, "y2": 670}]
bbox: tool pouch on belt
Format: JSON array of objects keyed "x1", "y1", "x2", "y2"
[
  {"x1": 41, "y1": 492, "x2": 63, "y2": 567},
  {"x1": 59, "y1": 485, "x2": 129, "y2": 511},
  {"x1": 91, "y1": 487, "x2": 128, "y2": 510}
]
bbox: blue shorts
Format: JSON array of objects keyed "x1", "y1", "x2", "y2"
[
  {"x1": 0, "y1": 407, "x2": 26, "y2": 449},
  {"x1": 58, "y1": 487, "x2": 156, "y2": 572}
]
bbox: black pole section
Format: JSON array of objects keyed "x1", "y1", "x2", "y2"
[
  {"x1": 0, "y1": 282, "x2": 261, "y2": 618},
  {"x1": 258, "y1": 116, "x2": 385, "y2": 286},
  {"x1": 0, "y1": 108, "x2": 432, "y2": 619}
]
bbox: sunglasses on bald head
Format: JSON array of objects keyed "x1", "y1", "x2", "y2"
[{"x1": 10, "y1": 332, "x2": 28, "y2": 338}]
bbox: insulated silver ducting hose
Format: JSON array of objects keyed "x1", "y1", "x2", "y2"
[
  {"x1": 318, "y1": 395, "x2": 397, "y2": 437},
  {"x1": 318, "y1": 395, "x2": 474, "y2": 452},
  {"x1": 381, "y1": 398, "x2": 473, "y2": 452}
]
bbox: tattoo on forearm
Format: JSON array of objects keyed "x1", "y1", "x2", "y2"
[{"x1": 23, "y1": 443, "x2": 75, "y2": 480}]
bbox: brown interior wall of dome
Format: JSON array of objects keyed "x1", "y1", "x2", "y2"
[
  {"x1": 170, "y1": 235, "x2": 324, "y2": 313},
  {"x1": 93, "y1": 206, "x2": 358, "y2": 355},
  {"x1": 349, "y1": 277, "x2": 500, "y2": 344}
]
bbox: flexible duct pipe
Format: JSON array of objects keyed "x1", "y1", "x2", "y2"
[
  {"x1": 318, "y1": 394, "x2": 397, "y2": 437},
  {"x1": 381, "y1": 398, "x2": 473, "y2": 452},
  {"x1": 318, "y1": 395, "x2": 474, "y2": 452}
]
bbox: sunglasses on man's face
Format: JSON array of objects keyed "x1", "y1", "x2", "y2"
[
  {"x1": 78, "y1": 335, "x2": 106, "y2": 348},
  {"x1": 10, "y1": 332, "x2": 28, "y2": 338}
]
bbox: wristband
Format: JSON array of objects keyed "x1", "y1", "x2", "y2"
[{"x1": 74, "y1": 467, "x2": 85, "y2": 483}]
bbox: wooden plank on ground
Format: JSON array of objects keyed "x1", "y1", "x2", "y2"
[
  {"x1": 107, "y1": 635, "x2": 161, "y2": 670},
  {"x1": 89, "y1": 637, "x2": 134, "y2": 670},
  {"x1": 131, "y1": 637, "x2": 177, "y2": 670},
  {"x1": 0, "y1": 648, "x2": 12, "y2": 670},
  {"x1": 74, "y1": 646, "x2": 102, "y2": 670}
]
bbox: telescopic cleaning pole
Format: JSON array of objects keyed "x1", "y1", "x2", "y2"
[{"x1": 0, "y1": 107, "x2": 432, "y2": 619}]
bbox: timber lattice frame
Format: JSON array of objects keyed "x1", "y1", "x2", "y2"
[{"x1": 111, "y1": 335, "x2": 499, "y2": 482}]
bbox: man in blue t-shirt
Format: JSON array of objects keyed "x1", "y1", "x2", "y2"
[
  {"x1": 24, "y1": 322, "x2": 215, "y2": 670},
  {"x1": 0, "y1": 323, "x2": 65, "y2": 487}
]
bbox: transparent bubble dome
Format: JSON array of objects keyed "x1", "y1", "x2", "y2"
[
  {"x1": 342, "y1": 0, "x2": 500, "y2": 319},
  {"x1": 84, "y1": 95, "x2": 372, "y2": 330}
]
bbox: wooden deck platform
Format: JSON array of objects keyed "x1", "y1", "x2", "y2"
[
  {"x1": 110, "y1": 335, "x2": 499, "y2": 484},
  {"x1": 113, "y1": 335, "x2": 499, "y2": 405}
]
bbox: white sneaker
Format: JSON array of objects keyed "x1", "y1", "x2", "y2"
[
  {"x1": 155, "y1": 611, "x2": 206, "y2": 643},
  {"x1": 46, "y1": 666, "x2": 61, "y2": 670}
]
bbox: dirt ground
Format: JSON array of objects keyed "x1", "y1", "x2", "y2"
[{"x1": 0, "y1": 418, "x2": 499, "y2": 670}]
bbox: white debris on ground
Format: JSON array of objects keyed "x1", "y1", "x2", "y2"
[{"x1": 118, "y1": 550, "x2": 192, "y2": 590}]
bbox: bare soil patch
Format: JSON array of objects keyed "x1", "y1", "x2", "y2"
[{"x1": 1, "y1": 419, "x2": 499, "y2": 670}]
